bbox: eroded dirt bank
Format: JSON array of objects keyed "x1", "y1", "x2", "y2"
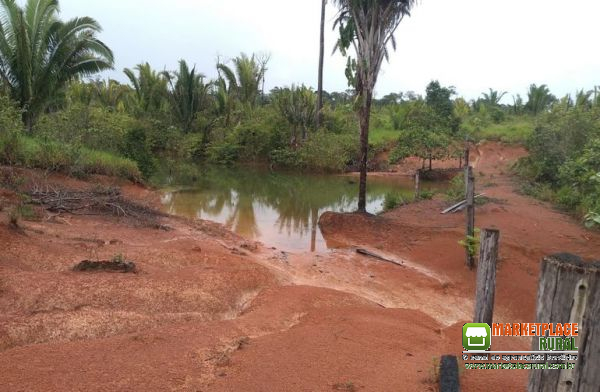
[{"x1": 1, "y1": 142, "x2": 599, "y2": 391}]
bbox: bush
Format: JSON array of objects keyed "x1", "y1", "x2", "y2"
[
  {"x1": 298, "y1": 132, "x2": 359, "y2": 172},
  {"x1": 122, "y1": 127, "x2": 156, "y2": 179},
  {"x1": 445, "y1": 174, "x2": 465, "y2": 202},
  {"x1": 269, "y1": 148, "x2": 301, "y2": 168},
  {"x1": 0, "y1": 95, "x2": 23, "y2": 134},
  {"x1": 383, "y1": 192, "x2": 405, "y2": 211},
  {"x1": 419, "y1": 189, "x2": 436, "y2": 200},
  {"x1": 525, "y1": 108, "x2": 599, "y2": 182},
  {"x1": 34, "y1": 104, "x2": 136, "y2": 153},
  {"x1": 206, "y1": 140, "x2": 241, "y2": 165}
]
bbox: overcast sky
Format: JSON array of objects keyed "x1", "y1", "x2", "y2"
[{"x1": 55, "y1": 0, "x2": 600, "y2": 102}]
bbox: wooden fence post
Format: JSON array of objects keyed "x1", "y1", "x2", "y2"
[
  {"x1": 465, "y1": 166, "x2": 475, "y2": 269},
  {"x1": 439, "y1": 355, "x2": 459, "y2": 392},
  {"x1": 528, "y1": 254, "x2": 600, "y2": 392},
  {"x1": 414, "y1": 170, "x2": 421, "y2": 200},
  {"x1": 473, "y1": 229, "x2": 499, "y2": 324},
  {"x1": 464, "y1": 146, "x2": 470, "y2": 195}
]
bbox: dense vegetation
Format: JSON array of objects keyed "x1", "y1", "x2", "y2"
[{"x1": 0, "y1": 0, "x2": 598, "y2": 227}]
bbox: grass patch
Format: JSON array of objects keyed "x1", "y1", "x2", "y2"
[
  {"x1": 472, "y1": 117, "x2": 534, "y2": 144},
  {"x1": 370, "y1": 127, "x2": 400, "y2": 145},
  {"x1": 383, "y1": 192, "x2": 406, "y2": 211},
  {"x1": 0, "y1": 132, "x2": 141, "y2": 182}
]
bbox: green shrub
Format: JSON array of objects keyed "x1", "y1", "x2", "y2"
[
  {"x1": 34, "y1": 105, "x2": 135, "y2": 153},
  {"x1": 445, "y1": 174, "x2": 466, "y2": 202},
  {"x1": 419, "y1": 189, "x2": 436, "y2": 200},
  {"x1": 459, "y1": 228, "x2": 481, "y2": 259},
  {"x1": 383, "y1": 192, "x2": 405, "y2": 211},
  {"x1": 206, "y1": 140, "x2": 241, "y2": 165},
  {"x1": 0, "y1": 95, "x2": 23, "y2": 134},
  {"x1": 269, "y1": 148, "x2": 301, "y2": 167},
  {"x1": 122, "y1": 127, "x2": 156, "y2": 179},
  {"x1": 298, "y1": 132, "x2": 359, "y2": 172}
]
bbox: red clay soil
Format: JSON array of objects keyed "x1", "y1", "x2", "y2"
[{"x1": 1, "y1": 142, "x2": 599, "y2": 391}]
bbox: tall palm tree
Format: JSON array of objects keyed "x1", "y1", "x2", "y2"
[
  {"x1": 525, "y1": 84, "x2": 556, "y2": 115},
  {"x1": 273, "y1": 85, "x2": 316, "y2": 145},
  {"x1": 334, "y1": 0, "x2": 416, "y2": 212},
  {"x1": 575, "y1": 89, "x2": 592, "y2": 110},
  {"x1": 93, "y1": 79, "x2": 129, "y2": 112},
  {"x1": 0, "y1": 0, "x2": 114, "y2": 130},
  {"x1": 123, "y1": 62, "x2": 168, "y2": 116},
  {"x1": 163, "y1": 60, "x2": 210, "y2": 132},
  {"x1": 481, "y1": 88, "x2": 507, "y2": 107},
  {"x1": 316, "y1": 0, "x2": 327, "y2": 129},
  {"x1": 217, "y1": 53, "x2": 267, "y2": 111}
]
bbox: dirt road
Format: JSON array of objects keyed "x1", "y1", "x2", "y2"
[{"x1": 1, "y1": 142, "x2": 598, "y2": 391}]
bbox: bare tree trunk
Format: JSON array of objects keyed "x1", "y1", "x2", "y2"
[
  {"x1": 316, "y1": 0, "x2": 326, "y2": 130},
  {"x1": 23, "y1": 110, "x2": 34, "y2": 133},
  {"x1": 357, "y1": 92, "x2": 372, "y2": 213}
]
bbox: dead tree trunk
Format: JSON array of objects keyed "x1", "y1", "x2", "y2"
[
  {"x1": 465, "y1": 166, "x2": 475, "y2": 269},
  {"x1": 473, "y1": 229, "x2": 499, "y2": 324},
  {"x1": 528, "y1": 254, "x2": 600, "y2": 392},
  {"x1": 414, "y1": 170, "x2": 420, "y2": 200}
]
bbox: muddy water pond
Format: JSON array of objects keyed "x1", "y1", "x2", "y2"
[{"x1": 160, "y1": 166, "x2": 443, "y2": 252}]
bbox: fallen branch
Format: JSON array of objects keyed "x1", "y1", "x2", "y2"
[
  {"x1": 356, "y1": 248, "x2": 404, "y2": 267},
  {"x1": 441, "y1": 193, "x2": 485, "y2": 214}
]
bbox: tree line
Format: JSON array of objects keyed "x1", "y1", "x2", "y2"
[{"x1": 0, "y1": 0, "x2": 597, "y2": 226}]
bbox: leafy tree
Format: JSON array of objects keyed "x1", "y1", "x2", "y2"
[
  {"x1": 425, "y1": 81, "x2": 455, "y2": 119},
  {"x1": 163, "y1": 60, "x2": 211, "y2": 133},
  {"x1": 0, "y1": 0, "x2": 114, "y2": 130},
  {"x1": 391, "y1": 100, "x2": 453, "y2": 170},
  {"x1": 334, "y1": 0, "x2": 416, "y2": 212},
  {"x1": 376, "y1": 92, "x2": 404, "y2": 106},
  {"x1": 392, "y1": 126, "x2": 451, "y2": 170},
  {"x1": 328, "y1": 90, "x2": 353, "y2": 107},
  {"x1": 453, "y1": 97, "x2": 470, "y2": 122},
  {"x1": 525, "y1": 84, "x2": 556, "y2": 115},
  {"x1": 425, "y1": 80, "x2": 459, "y2": 132}
]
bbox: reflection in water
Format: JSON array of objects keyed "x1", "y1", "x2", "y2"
[{"x1": 160, "y1": 166, "x2": 440, "y2": 252}]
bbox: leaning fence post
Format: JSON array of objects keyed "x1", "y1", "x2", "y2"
[
  {"x1": 414, "y1": 170, "x2": 421, "y2": 200},
  {"x1": 465, "y1": 166, "x2": 475, "y2": 269},
  {"x1": 473, "y1": 229, "x2": 499, "y2": 324},
  {"x1": 528, "y1": 254, "x2": 600, "y2": 392}
]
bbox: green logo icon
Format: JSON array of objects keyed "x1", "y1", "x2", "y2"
[{"x1": 463, "y1": 323, "x2": 491, "y2": 351}]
